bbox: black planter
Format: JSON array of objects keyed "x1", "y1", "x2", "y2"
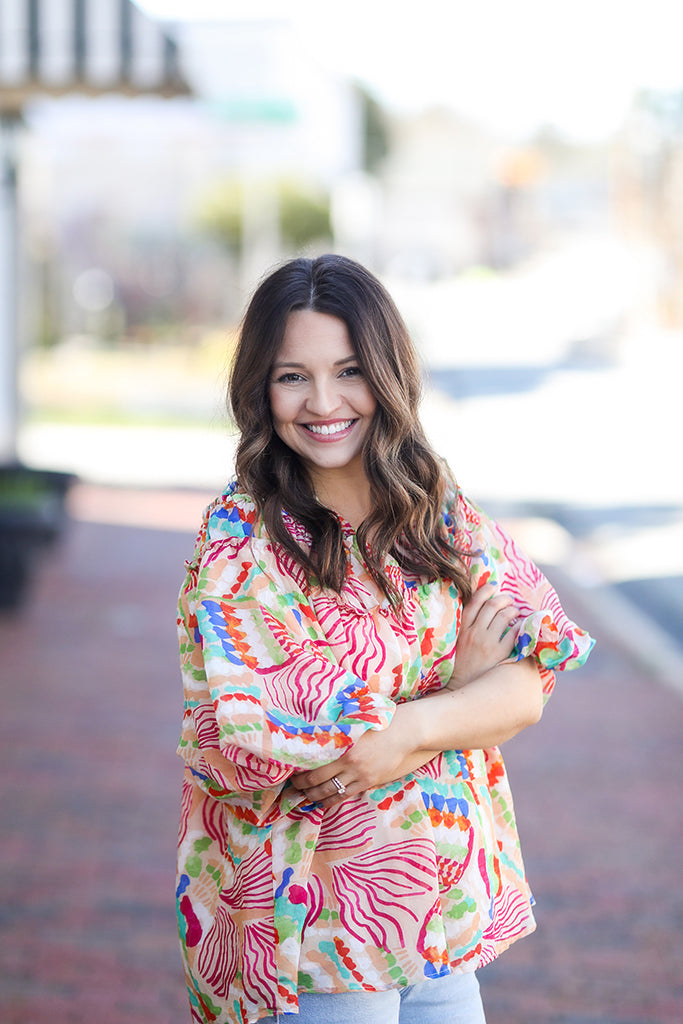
[{"x1": 0, "y1": 464, "x2": 77, "y2": 609}]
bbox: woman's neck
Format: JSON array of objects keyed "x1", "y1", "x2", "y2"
[{"x1": 310, "y1": 468, "x2": 373, "y2": 530}]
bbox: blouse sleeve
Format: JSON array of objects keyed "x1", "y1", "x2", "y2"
[
  {"x1": 177, "y1": 498, "x2": 396, "y2": 821},
  {"x1": 447, "y1": 493, "x2": 594, "y2": 696}
]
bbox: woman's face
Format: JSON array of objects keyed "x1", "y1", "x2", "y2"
[{"x1": 268, "y1": 309, "x2": 377, "y2": 482}]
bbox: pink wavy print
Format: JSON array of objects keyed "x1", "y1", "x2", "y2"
[
  {"x1": 483, "y1": 887, "x2": 532, "y2": 944},
  {"x1": 315, "y1": 800, "x2": 377, "y2": 854},
  {"x1": 231, "y1": 750, "x2": 291, "y2": 791},
  {"x1": 224, "y1": 843, "x2": 272, "y2": 912},
  {"x1": 177, "y1": 777, "x2": 193, "y2": 846},
  {"x1": 195, "y1": 898, "x2": 238, "y2": 998},
  {"x1": 241, "y1": 917, "x2": 277, "y2": 1006},
  {"x1": 332, "y1": 839, "x2": 436, "y2": 946},
  {"x1": 304, "y1": 873, "x2": 325, "y2": 931},
  {"x1": 271, "y1": 542, "x2": 310, "y2": 594},
  {"x1": 193, "y1": 702, "x2": 221, "y2": 749},
  {"x1": 259, "y1": 648, "x2": 343, "y2": 722},
  {"x1": 200, "y1": 792, "x2": 231, "y2": 858}
]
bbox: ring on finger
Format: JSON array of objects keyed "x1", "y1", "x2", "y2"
[{"x1": 331, "y1": 775, "x2": 346, "y2": 795}]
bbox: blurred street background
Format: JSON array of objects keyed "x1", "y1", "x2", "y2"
[{"x1": 1, "y1": 2, "x2": 682, "y2": 1022}]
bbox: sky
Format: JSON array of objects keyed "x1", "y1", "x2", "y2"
[{"x1": 134, "y1": 0, "x2": 683, "y2": 141}]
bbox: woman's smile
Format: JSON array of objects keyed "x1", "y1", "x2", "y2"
[{"x1": 300, "y1": 417, "x2": 357, "y2": 438}]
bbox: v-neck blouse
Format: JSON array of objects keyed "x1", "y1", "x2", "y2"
[{"x1": 176, "y1": 484, "x2": 594, "y2": 1024}]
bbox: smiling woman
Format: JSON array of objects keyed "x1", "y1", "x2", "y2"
[{"x1": 175, "y1": 254, "x2": 594, "y2": 1024}]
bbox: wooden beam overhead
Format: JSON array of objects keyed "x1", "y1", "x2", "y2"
[{"x1": 0, "y1": 0, "x2": 191, "y2": 113}]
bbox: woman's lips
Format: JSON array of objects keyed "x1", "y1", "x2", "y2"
[{"x1": 300, "y1": 418, "x2": 356, "y2": 440}]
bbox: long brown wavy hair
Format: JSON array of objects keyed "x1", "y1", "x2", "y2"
[{"x1": 228, "y1": 254, "x2": 471, "y2": 604}]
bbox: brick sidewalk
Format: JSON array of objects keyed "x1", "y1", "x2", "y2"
[{"x1": 1, "y1": 486, "x2": 681, "y2": 1024}]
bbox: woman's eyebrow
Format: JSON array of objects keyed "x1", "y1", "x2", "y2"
[{"x1": 272, "y1": 355, "x2": 358, "y2": 369}]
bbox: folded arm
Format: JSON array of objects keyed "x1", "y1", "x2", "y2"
[
  {"x1": 292, "y1": 657, "x2": 542, "y2": 807},
  {"x1": 293, "y1": 583, "x2": 545, "y2": 807}
]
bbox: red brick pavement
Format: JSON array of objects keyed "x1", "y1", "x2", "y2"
[{"x1": 1, "y1": 485, "x2": 681, "y2": 1024}]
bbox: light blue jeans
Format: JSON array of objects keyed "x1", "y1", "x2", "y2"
[{"x1": 261, "y1": 970, "x2": 486, "y2": 1023}]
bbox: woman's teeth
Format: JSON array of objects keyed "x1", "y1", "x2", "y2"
[{"x1": 306, "y1": 420, "x2": 353, "y2": 436}]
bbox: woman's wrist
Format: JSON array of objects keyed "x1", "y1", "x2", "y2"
[
  {"x1": 445, "y1": 667, "x2": 474, "y2": 690},
  {"x1": 391, "y1": 702, "x2": 427, "y2": 758}
]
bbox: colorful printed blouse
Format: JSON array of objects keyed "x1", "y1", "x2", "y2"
[{"x1": 176, "y1": 484, "x2": 594, "y2": 1024}]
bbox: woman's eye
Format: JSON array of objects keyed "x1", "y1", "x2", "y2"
[
  {"x1": 340, "y1": 366, "x2": 362, "y2": 378},
  {"x1": 275, "y1": 372, "x2": 305, "y2": 384}
]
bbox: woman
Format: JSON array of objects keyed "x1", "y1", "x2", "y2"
[{"x1": 176, "y1": 254, "x2": 594, "y2": 1024}]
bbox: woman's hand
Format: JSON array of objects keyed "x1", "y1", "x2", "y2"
[
  {"x1": 447, "y1": 583, "x2": 520, "y2": 689},
  {"x1": 291, "y1": 713, "x2": 434, "y2": 809}
]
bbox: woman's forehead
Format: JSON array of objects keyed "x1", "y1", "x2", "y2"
[{"x1": 276, "y1": 310, "x2": 355, "y2": 365}]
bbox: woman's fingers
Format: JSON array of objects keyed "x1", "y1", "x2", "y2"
[
  {"x1": 461, "y1": 583, "x2": 497, "y2": 624},
  {"x1": 467, "y1": 589, "x2": 518, "y2": 634},
  {"x1": 497, "y1": 617, "x2": 521, "y2": 656},
  {"x1": 291, "y1": 764, "x2": 335, "y2": 790},
  {"x1": 292, "y1": 765, "x2": 353, "y2": 806},
  {"x1": 451, "y1": 584, "x2": 523, "y2": 686},
  {"x1": 297, "y1": 777, "x2": 351, "y2": 808},
  {"x1": 491, "y1": 601, "x2": 520, "y2": 637}
]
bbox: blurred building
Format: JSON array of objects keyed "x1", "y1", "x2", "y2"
[
  {"x1": 8, "y1": 6, "x2": 625, "y2": 362},
  {"x1": 373, "y1": 107, "x2": 498, "y2": 278},
  {"x1": 612, "y1": 90, "x2": 683, "y2": 328},
  {"x1": 0, "y1": 0, "x2": 188, "y2": 461},
  {"x1": 16, "y1": 15, "x2": 368, "y2": 344}
]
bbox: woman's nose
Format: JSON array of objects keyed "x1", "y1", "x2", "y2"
[{"x1": 305, "y1": 378, "x2": 340, "y2": 416}]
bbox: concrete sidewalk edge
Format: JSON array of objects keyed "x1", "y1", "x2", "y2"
[{"x1": 549, "y1": 559, "x2": 683, "y2": 699}]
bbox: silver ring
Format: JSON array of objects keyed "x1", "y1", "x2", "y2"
[{"x1": 331, "y1": 775, "x2": 346, "y2": 795}]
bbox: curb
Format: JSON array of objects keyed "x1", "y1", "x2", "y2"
[{"x1": 545, "y1": 558, "x2": 683, "y2": 701}]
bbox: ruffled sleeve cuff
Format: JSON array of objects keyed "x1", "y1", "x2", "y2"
[
  {"x1": 510, "y1": 609, "x2": 594, "y2": 670},
  {"x1": 449, "y1": 492, "x2": 595, "y2": 673}
]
